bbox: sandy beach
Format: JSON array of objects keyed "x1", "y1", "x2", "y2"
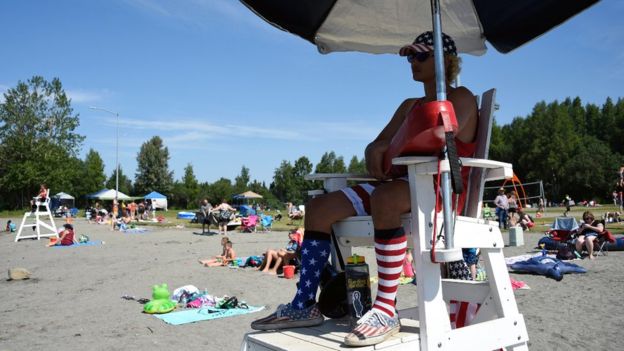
[{"x1": 1, "y1": 216, "x2": 623, "y2": 351}]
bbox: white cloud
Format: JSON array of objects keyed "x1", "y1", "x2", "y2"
[{"x1": 66, "y1": 89, "x2": 108, "y2": 104}]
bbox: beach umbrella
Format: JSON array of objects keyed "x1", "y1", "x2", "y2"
[
  {"x1": 239, "y1": 0, "x2": 598, "y2": 249},
  {"x1": 233, "y1": 191, "x2": 264, "y2": 200},
  {"x1": 239, "y1": 0, "x2": 598, "y2": 56}
]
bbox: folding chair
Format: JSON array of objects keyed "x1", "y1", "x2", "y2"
[
  {"x1": 240, "y1": 215, "x2": 259, "y2": 233},
  {"x1": 592, "y1": 220, "x2": 615, "y2": 256},
  {"x1": 259, "y1": 214, "x2": 273, "y2": 232}
]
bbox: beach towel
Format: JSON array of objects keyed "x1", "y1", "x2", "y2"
[
  {"x1": 123, "y1": 227, "x2": 149, "y2": 234},
  {"x1": 154, "y1": 305, "x2": 265, "y2": 325},
  {"x1": 51, "y1": 240, "x2": 103, "y2": 248}
]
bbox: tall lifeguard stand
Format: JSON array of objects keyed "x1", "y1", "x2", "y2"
[{"x1": 15, "y1": 189, "x2": 58, "y2": 242}]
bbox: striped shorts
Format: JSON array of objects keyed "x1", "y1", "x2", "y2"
[{"x1": 340, "y1": 179, "x2": 407, "y2": 216}]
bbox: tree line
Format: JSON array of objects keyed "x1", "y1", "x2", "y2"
[
  {"x1": 489, "y1": 97, "x2": 624, "y2": 203},
  {"x1": 1, "y1": 76, "x2": 622, "y2": 210}
]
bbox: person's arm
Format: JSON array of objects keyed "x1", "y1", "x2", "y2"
[
  {"x1": 447, "y1": 87, "x2": 479, "y2": 144},
  {"x1": 366, "y1": 98, "x2": 419, "y2": 180},
  {"x1": 583, "y1": 221, "x2": 604, "y2": 233}
]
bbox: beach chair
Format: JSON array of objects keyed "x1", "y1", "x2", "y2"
[
  {"x1": 588, "y1": 220, "x2": 615, "y2": 256},
  {"x1": 240, "y1": 215, "x2": 259, "y2": 233},
  {"x1": 259, "y1": 214, "x2": 273, "y2": 232},
  {"x1": 539, "y1": 217, "x2": 579, "y2": 250},
  {"x1": 244, "y1": 89, "x2": 529, "y2": 350}
]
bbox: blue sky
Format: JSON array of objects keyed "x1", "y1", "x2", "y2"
[{"x1": 1, "y1": 1, "x2": 622, "y2": 188}]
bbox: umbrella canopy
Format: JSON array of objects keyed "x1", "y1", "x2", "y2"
[
  {"x1": 86, "y1": 189, "x2": 133, "y2": 201},
  {"x1": 53, "y1": 192, "x2": 75, "y2": 200},
  {"x1": 233, "y1": 191, "x2": 264, "y2": 199},
  {"x1": 240, "y1": 0, "x2": 598, "y2": 55},
  {"x1": 144, "y1": 191, "x2": 167, "y2": 199}
]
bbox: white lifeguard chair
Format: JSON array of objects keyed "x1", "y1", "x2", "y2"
[
  {"x1": 242, "y1": 89, "x2": 529, "y2": 350},
  {"x1": 15, "y1": 189, "x2": 59, "y2": 242}
]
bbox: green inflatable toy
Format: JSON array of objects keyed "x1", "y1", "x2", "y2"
[{"x1": 143, "y1": 283, "x2": 176, "y2": 314}]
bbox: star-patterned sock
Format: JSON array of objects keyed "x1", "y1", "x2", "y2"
[
  {"x1": 372, "y1": 227, "x2": 407, "y2": 317},
  {"x1": 291, "y1": 230, "x2": 331, "y2": 310}
]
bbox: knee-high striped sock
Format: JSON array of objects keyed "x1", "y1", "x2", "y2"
[
  {"x1": 373, "y1": 227, "x2": 407, "y2": 317},
  {"x1": 291, "y1": 230, "x2": 331, "y2": 310}
]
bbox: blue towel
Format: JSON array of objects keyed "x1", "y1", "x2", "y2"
[
  {"x1": 52, "y1": 240, "x2": 103, "y2": 248},
  {"x1": 154, "y1": 306, "x2": 265, "y2": 325}
]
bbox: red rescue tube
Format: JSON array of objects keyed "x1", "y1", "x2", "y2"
[{"x1": 383, "y1": 100, "x2": 458, "y2": 177}]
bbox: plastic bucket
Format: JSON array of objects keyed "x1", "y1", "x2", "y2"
[{"x1": 283, "y1": 265, "x2": 295, "y2": 279}]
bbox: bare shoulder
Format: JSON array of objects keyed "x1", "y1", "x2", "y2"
[
  {"x1": 448, "y1": 86, "x2": 477, "y2": 109},
  {"x1": 397, "y1": 97, "x2": 419, "y2": 112}
]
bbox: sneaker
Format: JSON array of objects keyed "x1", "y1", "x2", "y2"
[
  {"x1": 344, "y1": 309, "x2": 401, "y2": 346},
  {"x1": 251, "y1": 303, "x2": 323, "y2": 331}
]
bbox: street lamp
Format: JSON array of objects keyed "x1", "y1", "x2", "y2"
[{"x1": 89, "y1": 106, "x2": 119, "y2": 203}]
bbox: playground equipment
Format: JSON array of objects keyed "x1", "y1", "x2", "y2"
[{"x1": 15, "y1": 189, "x2": 59, "y2": 242}]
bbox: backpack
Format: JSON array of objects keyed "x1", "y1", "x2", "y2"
[
  {"x1": 556, "y1": 244, "x2": 577, "y2": 260},
  {"x1": 78, "y1": 234, "x2": 89, "y2": 243}
]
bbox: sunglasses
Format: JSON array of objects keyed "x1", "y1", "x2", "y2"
[
  {"x1": 583, "y1": 217, "x2": 593, "y2": 221},
  {"x1": 407, "y1": 51, "x2": 432, "y2": 63}
]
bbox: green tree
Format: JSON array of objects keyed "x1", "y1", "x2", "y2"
[
  {"x1": 271, "y1": 160, "x2": 295, "y2": 203},
  {"x1": 208, "y1": 177, "x2": 234, "y2": 203},
  {"x1": 105, "y1": 167, "x2": 133, "y2": 195},
  {"x1": 0, "y1": 76, "x2": 84, "y2": 209},
  {"x1": 347, "y1": 155, "x2": 367, "y2": 174},
  {"x1": 315, "y1": 151, "x2": 346, "y2": 173},
  {"x1": 234, "y1": 165, "x2": 250, "y2": 194},
  {"x1": 174, "y1": 163, "x2": 200, "y2": 209},
  {"x1": 134, "y1": 136, "x2": 173, "y2": 194},
  {"x1": 80, "y1": 149, "x2": 107, "y2": 196}
]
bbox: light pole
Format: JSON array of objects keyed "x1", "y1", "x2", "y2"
[{"x1": 89, "y1": 106, "x2": 119, "y2": 203}]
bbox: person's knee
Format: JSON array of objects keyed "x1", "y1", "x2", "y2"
[{"x1": 370, "y1": 184, "x2": 409, "y2": 215}]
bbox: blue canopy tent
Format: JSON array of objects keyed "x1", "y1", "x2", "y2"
[{"x1": 144, "y1": 191, "x2": 168, "y2": 211}]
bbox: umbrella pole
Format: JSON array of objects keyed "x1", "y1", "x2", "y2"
[{"x1": 431, "y1": 0, "x2": 455, "y2": 251}]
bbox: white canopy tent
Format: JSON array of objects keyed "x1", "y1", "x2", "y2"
[{"x1": 86, "y1": 189, "x2": 133, "y2": 201}]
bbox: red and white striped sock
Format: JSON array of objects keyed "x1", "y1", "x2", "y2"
[{"x1": 372, "y1": 227, "x2": 407, "y2": 317}]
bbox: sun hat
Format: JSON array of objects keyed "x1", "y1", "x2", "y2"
[{"x1": 399, "y1": 31, "x2": 457, "y2": 56}]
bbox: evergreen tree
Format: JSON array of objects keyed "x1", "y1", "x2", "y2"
[
  {"x1": 234, "y1": 166, "x2": 250, "y2": 194},
  {"x1": 105, "y1": 167, "x2": 133, "y2": 195},
  {"x1": 347, "y1": 155, "x2": 367, "y2": 174},
  {"x1": 134, "y1": 136, "x2": 173, "y2": 194},
  {"x1": 81, "y1": 149, "x2": 107, "y2": 195},
  {"x1": 271, "y1": 160, "x2": 296, "y2": 203},
  {"x1": 178, "y1": 163, "x2": 200, "y2": 208},
  {"x1": 315, "y1": 151, "x2": 346, "y2": 173}
]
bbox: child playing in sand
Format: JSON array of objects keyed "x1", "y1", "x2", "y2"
[{"x1": 199, "y1": 237, "x2": 236, "y2": 267}]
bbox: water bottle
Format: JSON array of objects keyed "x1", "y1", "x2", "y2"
[{"x1": 345, "y1": 254, "x2": 372, "y2": 327}]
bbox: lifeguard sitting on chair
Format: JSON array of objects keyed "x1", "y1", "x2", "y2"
[{"x1": 251, "y1": 31, "x2": 478, "y2": 347}]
